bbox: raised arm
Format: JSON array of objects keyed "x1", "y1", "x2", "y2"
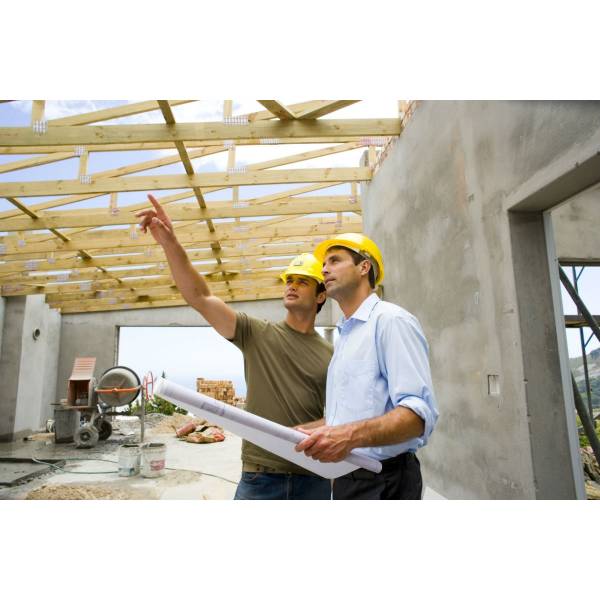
[{"x1": 136, "y1": 194, "x2": 237, "y2": 339}]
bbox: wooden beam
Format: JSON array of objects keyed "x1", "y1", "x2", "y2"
[
  {"x1": 0, "y1": 239, "x2": 317, "y2": 275},
  {"x1": 0, "y1": 136, "x2": 365, "y2": 155},
  {"x1": 0, "y1": 146, "x2": 226, "y2": 219},
  {"x1": 295, "y1": 100, "x2": 360, "y2": 119},
  {"x1": 0, "y1": 167, "x2": 371, "y2": 198},
  {"x1": 31, "y1": 101, "x2": 45, "y2": 125},
  {"x1": 48, "y1": 100, "x2": 195, "y2": 126},
  {"x1": 257, "y1": 101, "x2": 297, "y2": 120},
  {"x1": 0, "y1": 152, "x2": 76, "y2": 175},
  {"x1": 0, "y1": 195, "x2": 360, "y2": 231},
  {"x1": 4, "y1": 197, "x2": 39, "y2": 220},
  {"x1": 53, "y1": 288, "x2": 285, "y2": 314},
  {"x1": 0, "y1": 141, "x2": 361, "y2": 219},
  {"x1": 157, "y1": 99, "x2": 205, "y2": 208},
  {"x1": 0, "y1": 119, "x2": 402, "y2": 147},
  {"x1": 0, "y1": 218, "x2": 362, "y2": 256}
]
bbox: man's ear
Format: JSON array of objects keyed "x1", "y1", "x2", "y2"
[
  {"x1": 359, "y1": 260, "x2": 371, "y2": 277},
  {"x1": 317, "y1": 290, "x2": 327, "y2": 304}
]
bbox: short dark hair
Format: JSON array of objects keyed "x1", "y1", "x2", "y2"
[
  {"x1": 315, "y1": 282, "x2": 326, "y2": 314},
  {"x1": 328, "y1": 245, "x2": 376, "y2": 289}
]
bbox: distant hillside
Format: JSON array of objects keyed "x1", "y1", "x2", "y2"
[{"x1": 570, "y1": 347, "x2": 600, "y2": 408}]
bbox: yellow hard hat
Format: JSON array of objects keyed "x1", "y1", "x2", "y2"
[
  {"x1": 280, "y1": 253, "x2": 325, "y2": 284},
  {"x1": 313, "y1": 233, "x2": 384, "y2": 285}
]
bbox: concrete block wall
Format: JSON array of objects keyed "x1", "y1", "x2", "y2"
[
  {"x1": 362, "y1": 100, "x2": 600, "y2": 498},
  {"x1": 0, "y1": 295, "x2": 61, "y2": 441}
]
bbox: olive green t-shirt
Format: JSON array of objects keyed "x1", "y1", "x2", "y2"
[{"x1": 229, "y1": 313, "x2": 333, "y2": 475}]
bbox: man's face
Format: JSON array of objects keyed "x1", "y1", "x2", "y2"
[
  {"x1": 322, "y1": 247, "x2": 364, "y2": 299},
  {"x1": 282, "y1": 274, "x2": 320, "y2": 311}
]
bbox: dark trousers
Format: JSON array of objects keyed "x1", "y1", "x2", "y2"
[
  {"x1": 234, "y1": 471, "x2": 332, "y2": 500},
  {"x1": 333, "y1": 453, "x2": 423, "y2": 500}
]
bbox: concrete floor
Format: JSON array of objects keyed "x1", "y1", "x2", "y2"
[
  {"x1": 0, "y1": 425, "x2": 242, "y2": 500},
  {"x1": 0, "y1": 421, "x2": 444, "y2": 500}
]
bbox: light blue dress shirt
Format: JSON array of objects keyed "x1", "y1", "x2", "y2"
[{"x1": 325, "y1": 293, "x2": 439, "y2": 461}]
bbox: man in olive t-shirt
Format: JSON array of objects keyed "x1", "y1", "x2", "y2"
[{"x1": 137, "y1": 194, "x2": 333, "y2": 500}]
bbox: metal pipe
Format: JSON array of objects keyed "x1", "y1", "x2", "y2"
[
  {"x1": 559, "y1": 266, "x2": 600, "y2": 345},
  {"x1": 572, "y1": 267, "x2": 594, "y2": 419}
]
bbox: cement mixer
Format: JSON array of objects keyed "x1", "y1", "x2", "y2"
[{"x1": 73, "y1": 365, "x2": 141, "y2": 449}]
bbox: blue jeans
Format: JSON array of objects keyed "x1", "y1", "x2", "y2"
[{"x1": 234, "y1": 471, "x2": 331, "y2": 500}]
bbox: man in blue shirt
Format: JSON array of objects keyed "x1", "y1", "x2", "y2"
[{"x1": 295, "y1": 233, "x2": 438, "y2": 500}]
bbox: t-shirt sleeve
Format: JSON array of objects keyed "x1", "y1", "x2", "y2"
[
  {"x1": 228, "y1": 312, "x2": 251, "y2": 350},
  {"x1": 229, "y1": 312, "x2": 266, "y2": 351}
]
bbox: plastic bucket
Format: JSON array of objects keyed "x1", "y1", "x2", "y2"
[
  {"x1": 141, "y1": 443, "x2": 166, "y2": 478},
  {"x1": 118, "y1": 443, "x2": 141, "y2": 477}
]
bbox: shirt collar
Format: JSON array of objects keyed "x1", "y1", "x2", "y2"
[{"x1": 336, "y1": 293, "x2": 380, "y2": 329}]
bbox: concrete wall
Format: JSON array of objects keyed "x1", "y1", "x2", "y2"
[
  {"x1": 552, "y1": 183, "x2": 600, "y2": 263},
  {"x1": 56, "y1": 297, "x2": 341, "y2": 404},
  {"x1": 363, "y1": 100, "x2": 600, "y2": 499},
  {"x1": 0, "y1": 295, "x2": 61, "y2": 440}
]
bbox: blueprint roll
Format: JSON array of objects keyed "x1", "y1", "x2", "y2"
[{"x1": 154, "y1": 378, "x2": 382, "y2": 478}]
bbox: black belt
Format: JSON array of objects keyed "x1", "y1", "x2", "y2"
[
  {"x1": 243, "y1": 461, "x2": 295, "y2": 475},
  {"x1": 342, "y1": 453, "x2": 414, "y2": 480}
]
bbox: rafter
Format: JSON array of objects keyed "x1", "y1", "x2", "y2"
[
  {"x1": 0, "y1": 119, "x2": 401, "y2": 147},
  {"x1": 295, "y1": 100, "x2": 360, "y2": 119},
  {"x1": 0, "y1": 167, "x2": 371, "y2": 198},
  {"x1": 0, "y1": 218, "x2": 362, "y2": 257},
  {"x1": 53, "y1": 287, "x2": 285, "y2": 314},
  {"x1": 0, "y1": 195, "x2": 360, "y2": 232},
  {"x1": 257, "y1": 101, "x2": 297, "y2": 120},
  {"x1": 48, "y1": 100, "x2": 195, "y2": 126}
]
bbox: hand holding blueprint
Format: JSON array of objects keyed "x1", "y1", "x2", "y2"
[{"x1": 154, "y1": 378, "x2": 382, "y2": 478}]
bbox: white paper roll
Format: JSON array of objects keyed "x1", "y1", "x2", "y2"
[{"x1": 154, "y1": 378, "x2": 382, "y2": 478}]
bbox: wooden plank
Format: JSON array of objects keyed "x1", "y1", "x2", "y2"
[
  {"x1": 53, "y1": 288, "x2": 284, "y2": 314},
  {"x1": 31, "y1": 101, "x2": 45, "y2": 125},
  {"x1": 0, "y1": 195, "x2": 360, "y2": 232},
  {"x1": 0, "y1": 167, "x2": 371, "y2": 198},
  {"x1": 0, "y1": 240, "x2": 317, "y2": 275},
  {"x1": 0, "y1": 119, "x2": 402, "y2": 147},
  {"x1": 0, "y1": 152, "x2": 76, "y2": 175},
  {"x1": 48, "y1": 100, "x2": 195, "y2": 126},
  {"x1": 295, "y1": 100, "x2": 360, "y2": 119},
  {"x1": 157, "y1": 100, "x2": 205, "y2": 207},
  {"x1": 257, "y1": 101, "x2": 297, "y2": 120},
  {"x1": 0, "y1": 136, "x2": 364, "y2": 154},
  {"x1": 4, "y1": 197, "x2": 39, "y2": 220},
  {"x1": 0, "y1": 219, "x2": 362, "y2": 255},
  {"x1": 0, "y1": 146, "x2": 225, "y2": 219},
  {"x1": 0, "y1": 142, "x2": 359, "y2": 219}
]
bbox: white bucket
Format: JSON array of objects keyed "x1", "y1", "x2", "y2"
[
  {"x1": 118, "y1": 443, "x2": 141, "y2": 477},
  {"x1": 141, "y1": 443, "x2": 166, "y2": 478}
]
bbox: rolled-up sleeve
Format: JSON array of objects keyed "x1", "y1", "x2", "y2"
[{"x1": 376, "y1": 313, "x2": 439, "y2": 446}]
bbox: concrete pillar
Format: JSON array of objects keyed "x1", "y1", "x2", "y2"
[
  {"x1": 508, "y1": 211, "x2": 583, "y2": 498},
  {"x1": 0, "y1": 295, "x2": 61, "y2": 441}
]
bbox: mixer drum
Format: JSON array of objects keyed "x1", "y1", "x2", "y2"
[{"x1": 96, "y1": 366, "x2": 141, "y2": 408}]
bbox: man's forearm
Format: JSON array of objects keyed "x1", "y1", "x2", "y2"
[
  {"x1": 296, "y1": 417, "x2": 325, "y2": 431},
  {"x1": 348, "y1": 406, "x2": 424, "y2": 449},
  {"x1": 162, "y1": 238, "x2": 212, "y2": 306}
]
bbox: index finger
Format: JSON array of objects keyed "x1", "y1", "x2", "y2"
[
  {"x1": 295, "y1": 433, "x2": 317, "y2": 453},
  {"x1": 147, "y1": 194, "x2": 168, "y2": 219}
]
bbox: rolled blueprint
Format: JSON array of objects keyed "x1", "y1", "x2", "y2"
[{"x1": 154, "y1": 378, "x2": 382, "y2": 478}]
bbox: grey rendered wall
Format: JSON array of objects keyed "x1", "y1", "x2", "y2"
[
  {"x1": 362, "y1": 100, "x2": 600, "y2": 499},
  {"x1": 56, "y1": 297, "x2": 341, "y2": 403},
  {"x1": 552, "y1": 184, "x2": 600, "y2": 263}
]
